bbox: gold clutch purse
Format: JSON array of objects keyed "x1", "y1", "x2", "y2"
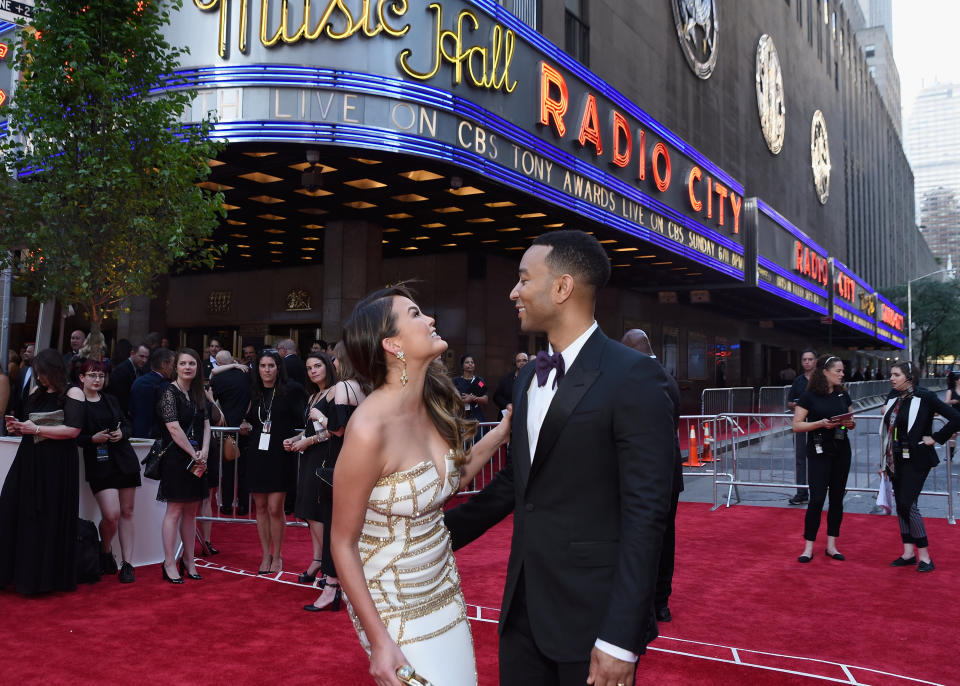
[
  {"x1": 28, "y1": 410, "x2": 65, "y2": 443},
  {"x1": 396, "y1": 665, "x2": 433, "y2": 686}
]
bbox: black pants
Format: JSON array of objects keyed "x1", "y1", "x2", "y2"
[
  {"x1": 500, "y1": 573, "x2": 621, "y2": 686},
  {"x1": 655, "y1": 488, "x2": 680, "y2": 611},
  {"x1": 794, "y1": 433, "x2": 809, "y2": 496},
  {"x1": 803, "y1": 443, "x2": 851, "y2": 541},
  {"x1": 891, "y1": 461, "x2": 931, "y2": 548}
]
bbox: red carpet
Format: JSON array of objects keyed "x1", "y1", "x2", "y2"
[{"x1": 0, "y1": 503, "x2": 956, "y2": 685}]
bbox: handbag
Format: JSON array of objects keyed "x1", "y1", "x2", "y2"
[
  {"x1": 28, "y1": 409, "x2": 64, "y2": 443},
  {"x1": 211, "y1": 400, "x2": 239, "y2": 462},
  {"x1": 142, "y1": 439, "x2": 168, "y2": 480},
  {"x1": 876, "y1": 472, "x2": 894, "y2": 514}
]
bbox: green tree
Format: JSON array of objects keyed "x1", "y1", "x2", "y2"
[
  {"x1": 882, "y1": 280, "x2": 960, "y2": 368},
  {"x1": 0, "y1": 0, "x2": 224, "y2": 337}
]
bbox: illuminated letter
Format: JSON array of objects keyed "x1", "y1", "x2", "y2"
[
  {"x1": 706, "y1": 177, "x2": 712, "y2": 218},
  {"x1": 795, "y1": 241, "x2": 803, "y2": 272},
  {"x1": 651, "y1": 142, "x2": 671, "y2": 192},
  {"x1": 637, "y1": 129, "x2": 646, "y2": 181},
  {"x1": 195, "y1": 0, "x2": 229, "y2": 57},
  {"x1": 729, "y1": 193, "x2": 742, "y2": 234},
  {"x1": 687, "y1": 166, "x2": 702, "y2": 212},
  {"x1": 577, "y1": 94, "x2": 603, "y2": 155},
  {"x1": 399, "y1": 3, "x2": 442, "y2": 81},
  {"x1": 539, "y1": 61, "x2": 568, "y2": 137},
  {"x1": 714, "y1": 182, "x2": 728, "y2": 225},
  {"x1": 611, "y1": 111, "x2": 631, "y2": 168}
]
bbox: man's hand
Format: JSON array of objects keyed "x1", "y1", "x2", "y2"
[{"x1": 586, "y1": 646, "x2": 634, "y2": 686}]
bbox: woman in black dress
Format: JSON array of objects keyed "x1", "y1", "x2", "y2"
[
  {"x1": 302, "y1": 341, "x2": 366, "y2": 612},
  {"x1": 883, "y1": 362, "x2": 960, "y2": 572},
  {"x1": 452, "y1": 354, "x2": 488, "y2": 423},
  {"x1": 792, "y1": 355, "x2": 856, "y2": 563},
  {"x1": 76, "y1": 359, "x2": 141, "y2": 583},
  {"x1": 285, "y1": 353, "x2": 335, "y2": 584},
  {"x1": 157, "y1": 348, "x2": 211, "y2": 584},
  {"x1": 240, "y1": 350, "x2": 305, "y2": 575},
  {"x1": 0, "y1": 349, "x2": 84, "y2": 594}
]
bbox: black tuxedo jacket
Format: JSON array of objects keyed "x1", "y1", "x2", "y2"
[
  {"x1": 107, "y1": 358, "x2": 139, "y2": 416},
  {"x1": 283, "y1": 354, "x2": 308, "y2": 387},
  {"x1": 445, "y1": 329, "x2": 676, "y2": 660},
  {"x1": 211, "y1": 367, "x2": 253, "y2": 426},
  {"x1": 880, "y1": 387, "x2": 960, "y2": 470}
]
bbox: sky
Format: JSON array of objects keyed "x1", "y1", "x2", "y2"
[{"x1": 892, "y1": 0, "x2": 960, "y2": 120}]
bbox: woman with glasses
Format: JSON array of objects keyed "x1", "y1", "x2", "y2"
[
  {"x1": 792, "y1": 355, "x2": 856, "y2": 563},
  {"x1": 77, "y1": 360, "x2": 141, "y2": 583}
]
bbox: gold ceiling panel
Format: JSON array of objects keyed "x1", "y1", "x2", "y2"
[
  {"x1": 497, "y1": 227, "x2": 521, "y2": 232},
  {"x1": 344, "y1": 178, "x2": 387, "y2": 190},
  {"x1": 207, "y1": 158, "x2": 225, "y2": 167},
  {"x1": 268, "y1": 240, "x2": 284, "y2": 245},
  {"x1": 434, "y1": 206, "x2": 463, "y2": 214},
  {"x1": 238, "y1": 172, "x2": 284, "y2": 183},
  {"x1": 413, "y1": 236, "x2": 430, "y2": 240},
  {"x1": 302, "y1": 247, "x2": 317, "y2": 251},
  {"x1": 506, "y1": 246, "x2": 526, "y2": 251},
  {"x1": 303, "y1": 236, "x2": 320, "y2": 241},
  {"x1": 228, "y1": 233, "x2": 248, "y2": 238},
  {"x1": 613, "y1": 247, "x2": 638, "y2": 252},
  {"x1": 222, "y1": 203, "x2": 240, "y2": 211},
  {"x1": 383, "y1": 228, "x2": 400, "y2": 233},
  {"x1": 651, "y1": 261, "x2": 672, "y2": 265},
  {"x1": 257, "y1": 214, "x2": 286, "y2": 221},
  {"x1": 516, "y1": 212, "x2": 546, "y2": 218},
  {"x1": 288, "y1": 162, "x2": 337, "y2": 173},
  {"x1": 298, "y1": 208, "x2": 328, "y2": 215},
  {"x1": 447, "y1": 186, "x2": 484, "y2": 196},
  {"x1": 240, "y1": 253, "x2": 252, "y2": 258},
  {"x1": 226, "y1": 219, "x2": 247, "y2": 226},
  {"x1": 399, "y1": 170, "x2": 443, "y2": 181},
  {"x1": 421, "y1": 222, "x2": 445, "y2": 228},
  {"x1": 242, "y1": 152, "x2": 277, "y2": 158},
  {"x1": 250, "y1": 195, "x2": 285, "y2": 204},
  {"x1": 386, "y1": 212, "x2": 413, "y2": 219},
  {"x1": 401, "y1": 246, "x2": 418, "y2": 251},
  {"x1": 481, "y1": 239, "x2": 499, "y2": 244},
  {"x1": 351, "y1": 157, "x2": 382, "y2": 165},
  {"x1": 196, "y1": 181, "x2": 234, "y2": 191},
  {"x1": 264, "y1": 228, "x2": 286, "y2": 234},
  {"x1": 303, "y1": 223, "x2": 325, "y2": 229},
  {"x1": 442, "y1": 243, "x2": 457, "y2": 247},
  {"x1": 236, "y1": 244, "x2": 250, "y2": 248},
  {"x1": 392, "y1": 194, "x2": 429, "y2": 202},
  {"x1": 485, "y1": 201, "x2": 516, "y2": 208},
  {"x1": 294, "y1": 188, "x2": 333, "y2": 197},
  {"x1": 451, "y1": 232, "x2": 473, "y2": 237},
  {"x1": 466, "y1": 217, "x2": 494, "y2": 223},
  {"x1": 635, "y1": 254, "x2": 657, "y2": 259},
  {"x1": 544, "y1": 223, "x2": 564, "y2": 228},
  {"x1": 342, "y1": 200, "x2": 376, "y2": 209},
  {"x1": 598, "y1": 239, "x2": 617, "y2": 244}
]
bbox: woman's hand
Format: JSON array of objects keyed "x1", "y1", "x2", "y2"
[
  {"x1": 489, "y1": 405, "x2": 512, "y2": 445},
  {"x1": 921, "y1": 435, "x2": 935, "y2": 447},
  {"x1": 92, "y1": 429, "x2": 111, "y2": 444},
  {"x1": 17, "y1": 420, "x2": 38, "y2": 435},
  {"x1": 293, "y1": 436, "x2": 316, "y2": 452},
  {"x1": 239, "y1": 421, "x2": 251, "y2": 436},
  {"x1": 282, "y1": 435, "x2": 302, "y2": 452},
  {"x1": 820, "y1": 418, "x2": 840, "y2": 429},
  {"x1": 368, "y1": 640, "x2": 409, "y2": 686},
  {"x1": 845, "y1": 419, "x2": 856, "y2": 430},
  {"x1": 197, "y1": 448, "x2": 208, "y2": 464},
  {"x1": 107, "y1": 429, "x2": 123, "y2": 443},
  {"x1": 308, "y1": 407, "x2": 326, "y2": 424}
]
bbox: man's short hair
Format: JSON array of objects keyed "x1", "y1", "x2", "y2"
[
  {"x1": 149, "y1": 347, "x2": 175, "y2": 371},
  {"x1": 531, "y1": 230, "x2": 611, "y2": 291},
  {"x1": 277, "y1": 339, "x2": 296, "y2": 354},
  {"x1": 801, "y1": 348, "x2": 817, "y2": 357},
  {"x1": 209, "y1": 337, "x2": 222, "y2": 347},
  {"x1": 215, "y1": 350, "x2": 234, "y2": 365}
]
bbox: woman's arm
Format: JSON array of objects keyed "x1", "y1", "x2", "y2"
[
  {"x1": 13, "y1": 387, "x2": 84, "y2": 440},
  {"x1": 331, "y1": 415, "x2": 408, "y2": 686},
  {"x1": 792, "y1": 405, "x2": 839, "y2": 433},
  {"x1": 461, "y1": 407, "x2": 512, "y2": 484},
  {"x1": 200, "y1": 419, "x2": 211, "y2": 462}
]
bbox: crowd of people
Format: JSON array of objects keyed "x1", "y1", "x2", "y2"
[{"x1": 0, "y1": 231, "x2": 955, "y2": 685}]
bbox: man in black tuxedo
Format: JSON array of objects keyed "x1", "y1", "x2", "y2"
[
  {"x1": 621, "y1": 329, "x2": 683, "y2": 623},
  {"x1": 277, "y1": 339, "x2": 307, "y2": 386},
  {"x1": 128, "y1": 348, "x2": 175, "y2": 438},
  {"x1": 107, "y1": 343, "x2": 149, "y2": 416},
  {"x1": 211, "y1": 350, "x2": 252, "y2": 515},
  {"x1": 445, "y1": 231, "x2": 676, "y2": 686}
]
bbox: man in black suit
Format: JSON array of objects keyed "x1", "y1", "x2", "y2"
[
  {"x1": 493, "y1": 351, "x2": 530, "y2": 412},
  {"x1": 621, "y1": 328, "x2": 683, "y2": 623},
  {"x1": 63, "y1": 329, "x2": 85, "y2": 369},
  {"x1": 445, "y1": 231, "x2": 676, "y2": 686},
  {"x1": 277, "y1": 339, "x2": 307, "y2": 386},
  {"x1": 201, "y1": 337, "x2": 222, "y2": 381},
  {"x1": 211, "y1": 350, "x2": 252, "y2": 515},
  {"x1": 128, "y1": 348, "x2": 174, "y2": 438},
  {"x1": 107, "y1": 343, "x2": 149, "y2": 416}
]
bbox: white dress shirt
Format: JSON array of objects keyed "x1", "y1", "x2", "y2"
[{"x1": 523, "y1": 321, "x2": 638, "y2": 665}]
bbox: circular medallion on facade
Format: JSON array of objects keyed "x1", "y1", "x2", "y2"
[
  {"x1": 671, "y1": 0, "x2": 719, "y2": 80},
  {"x1": 810, "y1": 109, "x2": 831, "y2": 205},
  {"x1": 755, "y1": 34, "x2": 785, "y2": 155}
]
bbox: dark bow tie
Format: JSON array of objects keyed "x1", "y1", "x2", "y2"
[{"x1": 535, "y1": 350, "x2": 565, "y2": 389}]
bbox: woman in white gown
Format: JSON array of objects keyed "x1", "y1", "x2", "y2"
[{"x1": 332, "y1": 285, "x2": 511, "y2": 686}]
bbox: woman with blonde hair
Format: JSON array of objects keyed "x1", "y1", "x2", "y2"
[{"x1": 331, "y1": 285, "x2": 511, "y2": 685}]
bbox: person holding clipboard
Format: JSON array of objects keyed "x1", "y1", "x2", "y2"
[{"x1": 792, "y1": 355, "x2": 856, "y2": 563}]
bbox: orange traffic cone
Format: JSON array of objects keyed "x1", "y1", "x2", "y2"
[
  {"x1": 683, "y1": 425, "x2": 702, "y2": 467},
  {"x1": 700, "y1": 423, "x2": 714, "y2": 463}
]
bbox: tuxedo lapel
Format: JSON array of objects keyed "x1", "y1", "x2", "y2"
[
  {"x1": 907, "y1": 396, "x2": 921, "y2": 434},
  {"x1": 510, "y1": 362, "x2": 536, "y2": 488},
  {"x1": 528, "y1": 330, "x2": 605, "y2": 484}
]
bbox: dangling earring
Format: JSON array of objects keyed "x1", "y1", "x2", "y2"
[{"x1": 396, "y1": 350, "x2": 408, "y2": 387}]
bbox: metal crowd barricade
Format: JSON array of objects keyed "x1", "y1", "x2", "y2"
[
  {"x1": 757, "y1": 386, "x2": 790, "y2": 413},
  {"x1": 713, "y1": 411, "x2": 955, "y2": 523},
  {"x1": 461, "y1": 422, "x2": 508, "y2": 495},
  {"x1": 701, "y1": 387, "x2": 754, "y2": 415},
  {"x1": 195, "y1": 425, "x2": 308, "y2": 529}
]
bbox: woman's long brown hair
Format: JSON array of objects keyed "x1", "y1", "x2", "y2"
[{"x1": 343, "y1": 285, "x2": 477, "y2": 469}]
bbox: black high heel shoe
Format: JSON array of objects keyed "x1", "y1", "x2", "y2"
[
  {"x1": 178, "y1": 558, "x2": 203, "y2": 580},
  {"x1": 258, "y1": 555, "x2": 273, "y2": 575},
  {"x1": 162, "y1": 562, "x2": 184, "y2": 585},
  {"x1": 297, "y1": 559, "x2": 323, "y2": 584},
  {"x1": 302, "y1": 582, "x2": 342, "y2": 612},
  {"x1": 203, "y1": 540, "x2": 220, "y2": 556}
]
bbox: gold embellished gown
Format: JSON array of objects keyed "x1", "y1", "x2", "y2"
[{"x1": 349, "y1": 449, "x2": 476, "y2": 686}]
